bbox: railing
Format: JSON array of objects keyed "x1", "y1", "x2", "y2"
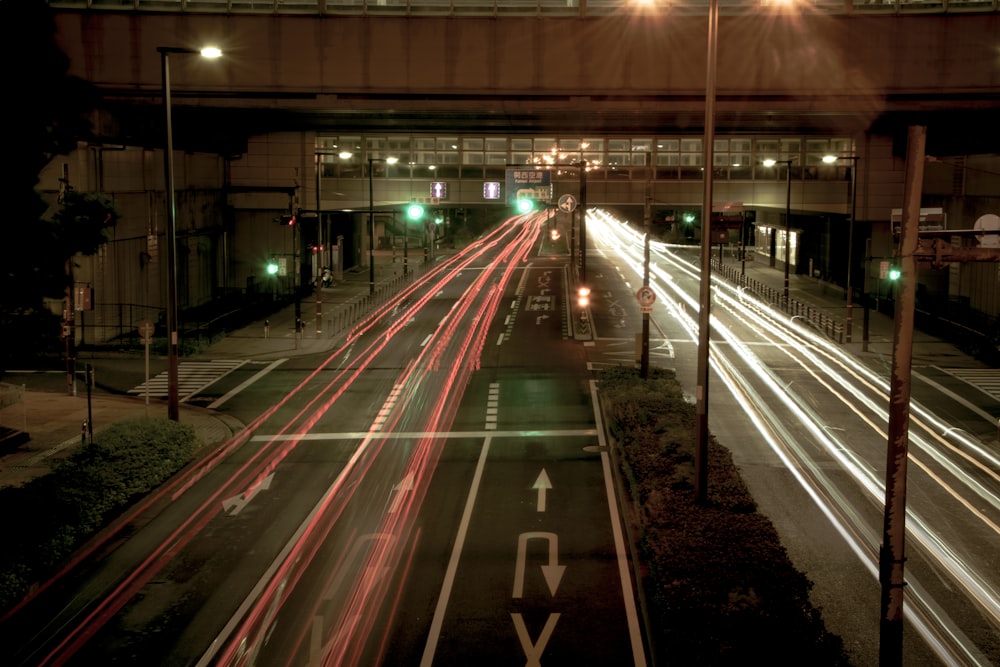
[
  {"x1": 712, "y1": 258, "x2": 845, "y2": 344},
  {"x1": 47, "y1": 0, "x2": 999, "y2": 16}
]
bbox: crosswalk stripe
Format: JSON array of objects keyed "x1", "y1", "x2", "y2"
[
  {"x1": 938, "y1": 367, "x2": 1000, "y2": 403},
  {"x1": 128, "y1": 360, "x2": 248, "y2": 401}
]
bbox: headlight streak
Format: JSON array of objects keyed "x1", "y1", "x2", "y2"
[
  {"x1": 588, "y1": 209, "x2": 1000, "y2": 664},
  {"x1": 714, "y1": 288, "x2": 1000, "y2": 518},
  {"x1": 678, "y1": 291, "x2": 984, "y2": 666}
]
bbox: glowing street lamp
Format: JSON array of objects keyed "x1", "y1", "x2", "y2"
[
  {"x1": 763, "y1": 158, "x2": 793, "y2": 306},
  {"x1": 368, "y1": 156, "x2": 398, "y2": 296},
  {"x1": 824, "y1": 154, "x2": 861, "y2": 343},
  {"x1": 157, "y1": 45, "x2": 222, "y2": 421}
]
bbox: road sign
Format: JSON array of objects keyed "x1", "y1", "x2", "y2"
[
  {"x1": 636, "y1": 286, "x2": 656, "y2": 311},
  {"x1": 138, "y1": 320, "x2": 155, "y2": 343},
  {"x1": 506, "y1": 168, "x2": 552, "y2": 205},
  {"x1": 558, "y1": 194, "x2": 577, "y2": 213}
]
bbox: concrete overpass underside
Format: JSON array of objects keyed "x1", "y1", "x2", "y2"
[{"x1": 53, "y1": 10, "x2": 1000, "y2": 157}]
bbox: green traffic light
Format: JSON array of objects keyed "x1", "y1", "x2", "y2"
[
  {"x1": 266, "y1": 260, "x2": 279, "y2": 275},
  {"x1": 407, "y1": 204, "x2": 424, "y2": 220},
  {"x1": 888, "y1": 267, "x2": 901, "y2": 280},
  {"x1": 516, "y1": 199, "x2": 534, "y2": 214}
]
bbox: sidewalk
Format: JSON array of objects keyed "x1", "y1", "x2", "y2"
[
  {"x1": 723, "y1": 251, "x2": 987, "y2": 370},
  {"x1": 0, "y1": 250, "x2": 418, "y2": 490}
]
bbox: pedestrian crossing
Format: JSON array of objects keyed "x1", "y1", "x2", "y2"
[
  {"x1": 128, "y1": 360, "x2": 248, "y2": 401},
  {"x1": 938, "y1": 367, "x2": 1000, "y2": 403}
]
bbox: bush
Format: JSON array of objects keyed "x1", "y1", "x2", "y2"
[
  {"x1": 0, "y1": 418, "x2": 196, "y2": 614},
  {"x1": 598, "y1": 365, "x2": 851, "y2": 666}
]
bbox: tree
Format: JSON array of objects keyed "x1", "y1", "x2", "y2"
[
  {"x1": 0, "y1": 0, "x2": 105, "y2": 374},
  {"x1": 1, "y1": 0, "x2": 99, "y2": 313}
]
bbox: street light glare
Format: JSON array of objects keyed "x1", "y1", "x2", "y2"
[
  {"x1": 200, "y1": 46, "x2": 223, "y2": 59},
  {"x1": 386, "y1": 156, "x2": 399, "y2": 165},
  {"x1": 822, "y1": 154, "x2": 838, "y2": 163},
  {"x1": 762, "y1": 158, "x2": 777, "y2": 167}
]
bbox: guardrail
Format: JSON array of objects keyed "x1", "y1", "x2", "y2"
[{"x1": 712, "y1": 259, "x2": 845, "y2": 344}]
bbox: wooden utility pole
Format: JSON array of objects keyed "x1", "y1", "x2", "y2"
[{"x1": 879, "y1": 125, "x2": 925, "y2": 666}]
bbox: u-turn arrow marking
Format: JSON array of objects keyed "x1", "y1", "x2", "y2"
[{"x1": 513, "y1": 531, "x2": 566, "y2": 598}]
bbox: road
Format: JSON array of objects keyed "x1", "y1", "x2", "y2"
[
  {"x1": 584, "y1": 209, "x2": 1000, "y2": 666},
  {"x1": 3, "y1": 214, "x2": 647, "y2": 667},
  {"x1": 4, "y1": 209, "x2": 999, "y2": 666}
]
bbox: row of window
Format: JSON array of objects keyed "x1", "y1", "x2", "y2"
[
  {"x1": 51, "y1": 0, "x2": 1000, "y2": 16},
  {"x1": 317, "y1": 135, "x2": 856, "y2": 181}
]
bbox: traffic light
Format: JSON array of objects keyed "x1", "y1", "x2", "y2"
[
  {"x1": 887, "y1": 266, "x2": 901, "y2": 281},
  {"x1": 407, "y1": 204, "x2": 425, "y2": 221},
  {"x1": 266, "y1": 257, "x2": 279, "y2": 275},
  {"x1": 277, "y1": 214, "x2": 296, "y2": 225},
  {"x1": 516, "y1": 198, "x2": 535, "y2": 214}
]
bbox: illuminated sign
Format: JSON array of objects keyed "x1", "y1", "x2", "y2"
[
  {"x1": 483, "y1": 181, "x2": 501, "y2": 200},
  {"x1": 430, "y1": 182, "x2": 448, "y2": 199},
  {"x1": 505, "y1": 169, "x2": 552, "y2": 205}
]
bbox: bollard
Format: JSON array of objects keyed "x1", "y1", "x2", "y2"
[
  {"x1": 264, "y1": 319, "x2": 270, "y2": 339},
  {"x1": 81, "y1": 419, "x2": 88, "y2": 446}
]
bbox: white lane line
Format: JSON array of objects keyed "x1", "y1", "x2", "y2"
[
  {"x1": 420, "y1": 435, "x2": 493, "y2": 667},
  {"x1": 207, "y1": 359, "x2": 288, "y2": 409},
  {"x1": 247, "y1": 429, "x2": 598, "y2": 443},
  {"x1": 591, "y1": 379, "x2": 648, "y2": 667}
]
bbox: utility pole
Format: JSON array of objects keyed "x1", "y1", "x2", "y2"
[
  {"x1": 879, "y1": 125, "x2": 924, "y2": 667},
  {"x1": 640, "y1": 194, "x2": 651, "y2": 378}
]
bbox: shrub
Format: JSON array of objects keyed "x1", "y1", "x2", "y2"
[
  {"x1": 0, "y1": 418, "x2": 196, "y2": 614},
  {"x1": 598, "y1": 366, "x2": 851, "y2": 666}
]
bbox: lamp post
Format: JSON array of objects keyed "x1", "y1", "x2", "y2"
[
  {"x1": 824, "y1": 154, "x2": 860, "y2": 343},
  {"x1": 367, "y1": 156, "x2": 398, "y2": 296},
  {"x1": 157, "y1": 45, "x2": 221, "y2": 422},
  {"x1": 763, "y1": 158, "x2": 793, "y2": 306},
  {"x1": 693, "y1": 0, "x2": 719, "y2": 505}
]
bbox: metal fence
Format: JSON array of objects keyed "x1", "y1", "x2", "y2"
[{"x1": 712, "y1": 258, "x2": 845, "y2": 343}]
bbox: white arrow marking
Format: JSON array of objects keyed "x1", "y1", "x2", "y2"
[
  {"x1": 222, "y1": 472, "x2": 274, "y2": 516},
  {"x1": 532, "y1": 469, "x2": 552, "y2": 512},
  {"x1": 388, "y1": 471, "x2": 415, "y2": 514},
  {"x1": 511, "y1": 613, "x2": 561, "y2": 667},
  {"x1": 513, "y1": 531, "x2": 566, "y2": 597}
]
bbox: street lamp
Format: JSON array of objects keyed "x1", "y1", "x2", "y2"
[
  {"x1": 693, "y1": 0, "x2": 719, "y2": 505},
  {"x1": 763, "y1": 158, "x2": 793, "y2": 306},
  {"x1": 368, "y1": 156, "x2": 398, "y2": 296},
  {"x1": 824, "y1": 154, "x2": 860, "y2": 343},
  {"x1": 158, "y1": 45, "x2": 221, "y2": 422}
]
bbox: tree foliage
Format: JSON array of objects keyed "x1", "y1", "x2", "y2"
[{"x1": 1, "y1": 0, "x2": 101, "y2": 313}]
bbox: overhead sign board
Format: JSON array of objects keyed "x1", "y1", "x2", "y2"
[{"x1": 506, "y1": 169, "x2": 552, "y2": 205}]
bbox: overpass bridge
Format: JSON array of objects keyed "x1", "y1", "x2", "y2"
[
  {"x1": 29, "y1": 0, "x2": 1000, "y2": 346},
  {"x1": 50, "y1": 0, "x2": 999, "y2": 153}
]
